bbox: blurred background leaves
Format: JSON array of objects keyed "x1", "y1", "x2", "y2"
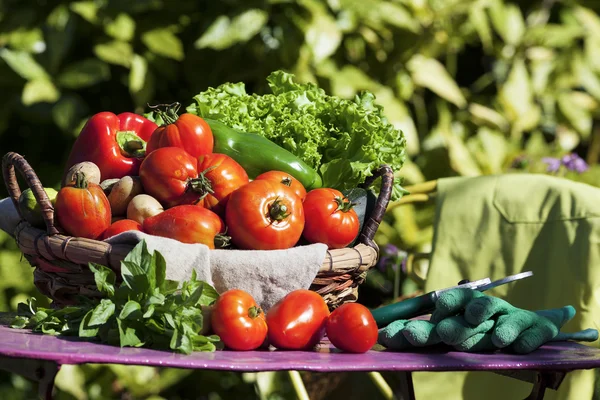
[{"x1": 2, "y1": 0, "x2": 600, "y2": 398}]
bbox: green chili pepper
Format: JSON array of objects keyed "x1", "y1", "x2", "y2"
[{"x1": 205, "y1": 118, "x2": 323, "y2": 190}]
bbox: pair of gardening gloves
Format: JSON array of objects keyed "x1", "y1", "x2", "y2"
[{"x1": 378, "y1": 288, "x2": 599, "y2": 354}]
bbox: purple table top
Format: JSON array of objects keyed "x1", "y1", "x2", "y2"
[{"x1": 1, "y1": 324, "x2": 600, "y2": 372}]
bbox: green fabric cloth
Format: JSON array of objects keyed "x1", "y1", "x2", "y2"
[{"x1": 412, "y1": 173, "x2": 600, "y2": 400}]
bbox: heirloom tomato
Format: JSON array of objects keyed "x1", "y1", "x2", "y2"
[
  {"x1": 254, "y1": 170, "x2": 307, "y2": 201},
  {"x1": 139, "y1": 147, "x2": 200, "y2": 208},
  {"x1": 326, "y1": 303, "x2": 378, "y2": 353},
  {"x1": 143, "y1": 205, "x2": 226, "y2": 248},
  {"x1": 55, "y1": 173, "x2": 111, "y2": 239},
  {"x1": 146, "y1": 103, "x2": 213, "y2": 158},
  {"x1": 101, "y1": 219, "x2": 143, "y2": 240},
  {"x1": 302, "y1": 188, "x2": 359, "y2": 249},
  {"x1": 266, "y1": 290, "x2": 330, "y2": 350},
  {"x1": 194, "y1": 153, "x2": 249, "y2": 216},
  {"x1": 225, "y1": 180, "x2": 304, "y2": 250},
  {"x1": 64, "y1": 112, "x2": 157, "y2": 181},
  {"x1": 211, "y1": 289, "x2": 268, "y2": 351}
]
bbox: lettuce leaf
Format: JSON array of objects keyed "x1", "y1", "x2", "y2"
[{"x1": 187, "y1": 70, "x2": 406, "y2": 200}]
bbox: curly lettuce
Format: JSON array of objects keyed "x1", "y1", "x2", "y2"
[{"x1": 186, "y1": 71, "x2": 406, "y2": 199}]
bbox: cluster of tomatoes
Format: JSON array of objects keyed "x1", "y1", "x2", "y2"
[
  {"x1": 211, "y1": 288, "x2": 378, "y2": 353},
  {"x1": 54, "y1": 110, "x2": 360, "y2": 251}
]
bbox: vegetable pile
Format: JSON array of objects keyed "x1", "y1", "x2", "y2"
[
  {"x1": 12, "y1": 70, "x2": 396, "y2": 354},
  {"x1": 186, "y1": 71, "x2": 406, "y2": 200}
]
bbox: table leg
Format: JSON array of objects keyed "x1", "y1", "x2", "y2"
[
  {"x1": 0, "y1": 356, "x2": 60, "y2": 400},
  {"x1": 395, "y1": 371, "x2": 416, "y2": 400},
  {"x1": 493, "y1": 370, "x2": 566, "y2": 400}
]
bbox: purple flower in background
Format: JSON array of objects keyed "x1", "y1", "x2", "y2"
[
  {"x1": 542, "y1": 157, "x2": 561, "y2": 173},
  {"x1": 377, "y1": 243, "x2": 406, "y2": 272},
  {"x1": 561, "y1": 153, "x2": 589, "y2": 173},
  {"x1": 542, "y1": 153, "x2": 589, "y2": 174}
]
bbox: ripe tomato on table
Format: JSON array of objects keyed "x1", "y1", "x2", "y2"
[
  {"x1": 302, "y1": 188, "x2": 360, "y2": 249},
  {"x1": 139, "y1": 147, "x2": 201, "y2": 208},
  {"x1": 55, "y1": 173, "x2": 111, "y2": 239},
  {"x1": 101, "y1": 219, "x2": 143, "y2": 240},
  {"x1": 326, "y1": 303, "x2": 378, "y2": 353},
  {"x1": 226, "y1": 179, "x2": 304, "y2": 250},
  {"x1": 194, "y1": 153, "x2": 249, "y2": 216},
  {"x1": 143, "y1": 205, "x2": 226, "y2": 248},
  {"x1": 211, "y1": 289, "x2": 268, "y2": 351},
  {"x1": 146, "y1": 103, "x2": 213, "y2": 158},
  {"x1": 254, "y1": 170, "x2": 307, "y2": 201},
  {"x1": 266, "y1": 290, "x2": 330, "y2": 350}
]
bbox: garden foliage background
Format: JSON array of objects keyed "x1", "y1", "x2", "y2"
[{"x1": 1, "y1": 0, "x2": 600, "y2": 398}]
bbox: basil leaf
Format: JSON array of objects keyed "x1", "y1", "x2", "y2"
[
  {"x1": 10, "y1": 316, "x2": 29, "y2": 329},
  {"x1": 119, "y1": 300, "x2": 142, "y2": 320},
  {"x1": 89, "y1": 299, "x2": 115, "y2": 326},
  {"x1": 79, "y1": 309, "x2": 99, "y2": 338},
  {"x1": 89, "y1": 262, "x2": 116, "y2": 297},
  {"x1": 117, "y1": 319, "x2": 144, "y2": 347}
]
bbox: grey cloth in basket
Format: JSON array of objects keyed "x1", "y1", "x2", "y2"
[{"x1": 0, "y1": 198, "x2": 327, "y2": 310}]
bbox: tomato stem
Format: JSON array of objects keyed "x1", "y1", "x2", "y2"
[
  {"x1": 334, "y1": 196, "x2": 355, "y2": 213},
  {"x1": 148, "y1": 102, "x2": 181, "y2": 126},
  {"x1": 188, "y1": 166, "x2": 217, "y2": 200},
  {"x1": 268, "y1": 197, "x2": 290, "y2": 221},
  {"x1": 248, "y1": 306, "x2": 263, "y2": 319},
  {"x1": 214, "y1": 233, "x2": 231, "y2": 249},
  {"x1": 280, "y1": 176, "x2": 292, "y2": 187},
  {"x1": 73, "y1": 171, "x2": 88, "y2": 189}
]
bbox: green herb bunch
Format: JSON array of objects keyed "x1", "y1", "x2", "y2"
[{"x1": 11, "y1": 240, "x2": 221, "y2": 355}]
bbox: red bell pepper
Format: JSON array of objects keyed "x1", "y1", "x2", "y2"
[{"x1": 63, "y1": 112, "x2": 158, "y2": 181}]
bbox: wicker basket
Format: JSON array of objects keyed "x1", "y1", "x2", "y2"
[{"x1": 2, "y1": 151, "x2": 393, "y2": 309}]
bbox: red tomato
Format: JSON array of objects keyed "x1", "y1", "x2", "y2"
[
  {"x1": 194, "y1": 153, "x2": 249, "y2": 217},
  {"x1": 226, "y1": 180, "x2": 304, "y2": 250},
  {"x1": 55, "y1": 174, "x2": 111, "y2": 239},
  {"x1": 211, "y1": 289, "x2": 268, "y2": 351},
  {"x1": 326, "y1": 303, "x2": 378, "y2": 353},
  {"x1": 139, "y1": 147, "x2": 200, "y2": 208},
  {"x1": 146, "y1": 106, "x2": 213, "y2": 158},
  {"x1": 101, "y1": 219, "x2": 143, "y2": 240},
  {"x1": 254, "y1": 170, "x2": 307, "y2": 201},
  {"x1": 143, "y1": 205, "x2": 225, "y2": 248},
  {"x1": 266, "y1": 290, "x2": 330, "y2": 350},
  {"x1": 302, "y1": 188, "x2": 360, "y2": 249}
]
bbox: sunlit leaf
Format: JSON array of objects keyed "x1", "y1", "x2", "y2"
[
  {"x1": 129, "y1": 54, "x2": 147, "y2": 93},
  {"x1": 105, "y1": 13, "x2": 136, "y2": 42},
  {"x1": 573, "y1": 6, "x2": 600, "y2": 38},
  {"x1": 558, "y1": 92, "x2": 593, "y2": 138},
  {"x1": 195, "y1": 9, "x2": 268, "y2": 50},
  {"x1": 7, "y1": 28, "x2": 44, "y2": 53},
  {"x1": 469, "y1": 6, "x2": 493, "y2": 52},
  {"x1": 58, "y1": 59, "x2": 110, "y2": 89},
  {"x1": 0, "y1": 48, "x2": 48, "y2": 80},
  {"x1": 524, "y1": 24, "x2": 585, "y2": 48},
  {"x1": 467, "y1": 127, "x2": 508, "y2": 174},
  {"x1": 52, "y1": 94, "x2": 89, "y2": 132},
  {"x1": 302, "y1": 0, "x2": 342, "y2": 62},
  {"x1": 498, "y1": 57, "x2": 534, "y2": 123},
  {"x1": 407, "y1": 55, "x2": 466, "y2": 108},
  {"x1": 488, "y1": 1, "x2": 525, "y2": 46},
  {"x1": 378, "y1": 2, "x2": 421, "y2": 33},
  {"x1": 585, "y1": 37, "x2": 600, "y2": 72},
  {"x1": 69, "y1": 1, "x2": 98, "y2": 24},
  {"x1": 574, "y1": 53, "x2": 600, "y2": 100},
  {"x1": 468, "y1": 103, "x2": 509, "y2": 131},
  {"x1": 22, "y1": 79, "x2": 60, "y2": 105},
  {"x1": 142, "y1": 28, "x2": 184, "y2": 61},
  {"x1": 94, "y1": 41, "x2": 133, "y2": 67},
  {"x1": 45, "y1": 5, "x2": 75, "y2": 74}
]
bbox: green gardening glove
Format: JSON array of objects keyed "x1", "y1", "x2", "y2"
[
  {"x1": 434, "y1": 289, "x2": 598, "y2": 354},
  {"x1": 378, "y1": 319, "x2": 442, "y2": 350}
]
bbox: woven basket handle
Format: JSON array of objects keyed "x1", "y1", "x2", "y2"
[
  {"x1": 358, "y1": 164, "x2": 394, "y2": 249},
  {"x1": 2, "y1": 152, "x2": 59, "y2": 235}
]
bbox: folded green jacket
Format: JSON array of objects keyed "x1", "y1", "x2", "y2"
[{"x1": 412, "y1": 173, "x2": 600, "y2": 400}]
